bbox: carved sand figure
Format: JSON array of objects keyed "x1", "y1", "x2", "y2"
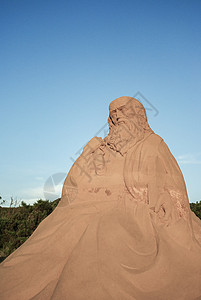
[{"x1": 0, "y1": 96, "x2": 201, "y2": 300}]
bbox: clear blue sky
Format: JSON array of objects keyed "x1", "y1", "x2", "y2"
[{"x1": 0, "y1": 0, "x2": 201, "y2": 205}]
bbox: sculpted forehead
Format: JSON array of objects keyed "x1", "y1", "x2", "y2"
[{"x1": 109, "y1": 96, "x2": 142, "y2": 111}]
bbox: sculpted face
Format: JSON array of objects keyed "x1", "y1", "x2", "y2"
[
  {"x1": 105, "y1": 97, "x2": 152, "y2": 153},
  {"x1": 109, "y1": 104, "x2": 135, "y2": 126},
  {"x1": 106, "y1": 101, "x2": 135, "y2": 153},
  {"x1": 109, "y1": 96, "x2": 134, "y2": 126}
]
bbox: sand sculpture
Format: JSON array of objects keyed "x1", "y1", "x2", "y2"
[{"x1": 0, "y1": 96, "x2": 201, "y2": 300}]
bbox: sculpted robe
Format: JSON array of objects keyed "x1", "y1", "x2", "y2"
[{"x1": 0, "y1": 133, "x2": 201, "y2": 300}]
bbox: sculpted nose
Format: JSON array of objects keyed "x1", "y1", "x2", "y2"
[
  {"x1": 116, "y1": 109, "x2": 123, "y2": 121},
  {"x1": 110, "y1": 109, "x2": 122, "y2": 123},
  {"x1": 116, "y1": 110, "x2": 120, "y2": 120},
  {"x1": 112, "y1": 109, "x2": 118, "y2": 122}
]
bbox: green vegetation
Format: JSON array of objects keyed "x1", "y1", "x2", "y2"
[
  {"x1": 0, "y1": 198, "x2": 200, "y2": 263},
  {"x1": 190, "y1": 201, "x2": 201, "y2": 220},
  {"x1": 0, "y1": 198, "x2": 60, "y2": 262}
]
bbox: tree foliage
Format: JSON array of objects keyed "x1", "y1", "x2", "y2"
[
  {"x1": 190, "y1": 201, "x2": 201, "y2": 220},
  {"x1": 0, "y1": 198, "x2": 60, "y2": 262}
]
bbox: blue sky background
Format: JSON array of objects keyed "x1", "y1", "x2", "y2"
[{"x1": 0, "y1": 0, "x2": 201, "y2": 205}]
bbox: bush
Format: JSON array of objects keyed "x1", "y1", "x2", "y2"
[
  {"x1": 0, "y1": 198, "x2": 60, "y2": 261},
  {"x1": 190, "y1": 201, "x2": 201, "y2": 220}
]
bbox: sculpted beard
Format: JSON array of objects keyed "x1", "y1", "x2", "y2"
[{"x1": 105, "y1": 117, "x2": 145, "y2": 153}]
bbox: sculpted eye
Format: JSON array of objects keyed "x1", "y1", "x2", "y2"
[{"x1": 118, "y1": 106, "x2": 126, "y2": 113}]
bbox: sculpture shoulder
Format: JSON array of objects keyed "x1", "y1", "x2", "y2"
[
  {"x1": 143, "y1": 134, "x2": 176, "y2": 164},
  {"x1": 140, "y1": 133, "x2": 164, "y2": 155},
  {"x1": 145, "y1": 134, "x2": 185, "y2": 185},
  {"x1": 126, "y1": 133, "x2": 163, "y2": 159},
  {"x1": 145, "y1": 133, "x2": 163, "y2": 147}
]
